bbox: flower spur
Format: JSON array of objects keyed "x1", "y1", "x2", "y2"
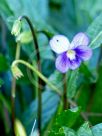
[{"x1": 50, "y1": 32, "x2": 92, "y2": 73}]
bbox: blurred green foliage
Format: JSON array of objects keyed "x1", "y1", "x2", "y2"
[{"x1": 0, "y1": 0, "x2": 102, "y2": 136}]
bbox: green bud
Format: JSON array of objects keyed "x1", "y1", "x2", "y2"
[
  {"x1": 11, "y1": 20, "x2": 22, "y2": 36},
  {"x1": 14, "y1": 119, "x2": 27, "y2": 136},
  {"x1": 11, "y1": 65, "x2": 23, "y2": 79},
  {"x1": 16, "y1": 31, "x2": 32, "y2": 44}
]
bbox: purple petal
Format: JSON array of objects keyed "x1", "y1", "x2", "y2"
[
  {"x1": 71, "y1": 32, "x2": 89, "y2": 48},
  {"x1": 68, "y1": 57, "x2": 82, "y2": 70},
  {"x1": 55, "y1": 53, "x2": 69, "y2": 73},
  {"x1": 50, "y1": 35, "x2": 70, "y2": 54},
  {"x1": 75, "y1": 45, "x2": 92, "y2": 61}
]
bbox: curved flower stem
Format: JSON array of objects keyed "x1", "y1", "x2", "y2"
[
  {"x1": 12, "y1": 60, "x2": 61, "y2": 96},
  {"x1": 18, "y1": 15, "x2": 42, "y2": 134},
  {"x1": 11, "y1": 43, "x2": 21, "y2": 135},
  {"x1": 37, "y1": 30, "x2": 54, "y2": 39},
  {"x1": 19, "y1": 16, "x2": 40, "y2": 62},
  {"x1": 63, "y1": 74, "x2": 68, "y2": 110}
]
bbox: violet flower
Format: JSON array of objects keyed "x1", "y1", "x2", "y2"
[{"x1": 50, "y1": 32, "x2": 92, "y2": 73}]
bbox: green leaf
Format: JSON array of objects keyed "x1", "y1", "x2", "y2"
[
  {"x1": 59, "y1": 127, "x2": 76, "y2": 136},
  {"x1": 67, "y1": 69, "x2": 79, "y2": 98},
  {"x1": 0, "y1": 54, "x2": 9, "y2": 72},
  {"x1": 49, "y1": 122, "x2": 102, "y2": 136},
  {"x1": 22, "y1": 33, "x2": 54, "y2": 60},
  {"x1": 46, "y1": 69, "x2": 79, "y2": 99},
  {"x1": 42, "y1": 59, "x2": 55, "y2": 77},
  {"x1": 56, "y1": 107, "x2": 80, "y2": 128},
  {"x1": 89, "y1": 66, "x2": 102, "y2": 124},
  {"x1": 50, "y1": 0, "x2": 63, "y2": 5},
  {"x1": 49, "y1": 127, "x2": 76, "y2": 136},
  {"x1": 49, "y1": 0, "x2": 96, "y2": 38},
  {"x1": 49, "y1": 107, "x2": 80, "y2": 135},
  {"x1": 0, "y1": 79, "x2": 4, "y2": 87},
  {"x1": 52, "y1": 107, "x2": 80, "y2": 131},
  {"x1": 92, "y1": 123, "x2": 102, "y2": 136},
  {"x1": 0, "y1": 0, "x2": 54, "y2": 32},
  {"x1": 80, "y1": 64, "x2": 95, "y2": 82},
  {"x1": 87, "y1": 13, "x2": 102, "y2": 49},
  {"x1": 80, "y1": 0, "x2": 102, "y2": 19},
  {"x1": 77, "y1": 122, "x2": 93, "y2": 136},
  {"x1": 45, "y1": 70, "x2": 63, "y2": 91},
  {"x1": 77, "y1": 85, "x2": 90, "y2": 111},
  {"x1": 21, "y1": 91, "x2": 60, "y2": 134},
  {"x1": 0, "y1": 0, "x2": 13, "y2": 24}
]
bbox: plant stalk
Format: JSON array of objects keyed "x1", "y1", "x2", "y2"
[
  {"x1": 19, "y1": 15, "x2": 42, "y2": 134},
  {"x1": 63, "y1": 74, "x2": 68, "y2": 110},
  {"x1": 11, "y1": 43, "x2": 20, "y2": 135}
]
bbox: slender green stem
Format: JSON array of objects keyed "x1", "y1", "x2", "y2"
[
  {"x1": 15, "y1": 43, "x2": 21, "y2": 60},
  {"x1": 19, "y1": 16, "x2": 42, "y2": 134},
  {"x1": 63, "y1": 74, "x2": 68, "y2": 110},
  {"x1": 37, "y1": 30, "x2": 54, "y2": 39},
  {"x1": 12, "y1": 60, "x2": 61, "y2": 96},
  {"x1": 19, "y1": 16, "x2": 40, "y2": 62},
  {"x1": 11, "y1": 43, "x2": 21, "y2": 135},
  {"x1": 12, "y1": 43, "x2": 21, "y2": 97}
]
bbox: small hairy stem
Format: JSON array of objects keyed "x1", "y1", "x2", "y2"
[
  {"x1": 11, "y1": 43, "x2": 20, "y2": 135},
  {"x1": 19, "y1": 16, "x2": 42, "y2": 134},
  {"x1": 63, "y1": 74, "x2": 68, "y2": 110}
]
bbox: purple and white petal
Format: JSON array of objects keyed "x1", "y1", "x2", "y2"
[
  {"x1": 75, "y1": 45, "x2": 92, "y2": 61},
  {"x1": 55, "y1": 53, "x2": 69, "y2": 73},
  {"x1": 68, "y1": 57, "x2": 82, "y2": 70},
  {"x1": 50, "y1": 35, "x2": 70, "y2": 54},
  {"x1": 71, "y1": 32, "x2": 89, "y2": 49}
]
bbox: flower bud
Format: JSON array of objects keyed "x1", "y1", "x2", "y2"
[
  {"x1": 14, "y1": 119, "x2": 27, "y2": 136},
  {"x1": 16, "y1": 31, "x2": 32, "y2": 44},
  {"x1": 11, "y1": 20, "x2": 21, "y2": 36},
  {"x1": 11, "y1": 65, "x2": 23, "y2": 79}
]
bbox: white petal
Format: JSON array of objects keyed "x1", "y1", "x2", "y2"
[
  {"x1": 49, "y1": 35, "x2": 70, "y2": 54},
  {"x1": 71, "y1": 32, "x2": 89, "y2": 49}
]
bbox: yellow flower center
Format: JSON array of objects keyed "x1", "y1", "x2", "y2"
[{"x1": 66, "y1": 50, "x2": 76, "y2": 60}]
